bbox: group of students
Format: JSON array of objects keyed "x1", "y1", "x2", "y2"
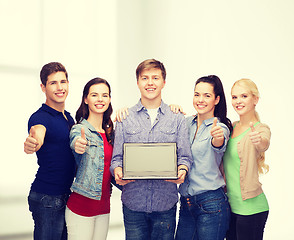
[{"x1": 24, "y1": 59, "x2": 271, "y2": 240}]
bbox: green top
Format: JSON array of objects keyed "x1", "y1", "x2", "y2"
[{"x1": 223, "y1": 123, "x2": 269, "y2": 215}]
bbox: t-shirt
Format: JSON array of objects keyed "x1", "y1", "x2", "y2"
[
  {"x1": 67, "y1": 132, "x2": 113, "y2": 216},
  {"x1": 28, "y1": 104, "x2": 76, "y2": 195}
]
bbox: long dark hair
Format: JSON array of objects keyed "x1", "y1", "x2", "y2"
[
  {"x1": 195, "y1": 75, "x2": 233, "y2": 133},
  {"x1": 75, "y1": 78, "x2": 114, "y2": 144}
]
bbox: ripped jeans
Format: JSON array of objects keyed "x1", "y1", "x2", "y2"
[{"x1": 122, "y1": 204, "x2": 176, "y2": 240}]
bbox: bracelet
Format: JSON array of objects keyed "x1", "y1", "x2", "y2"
[{"x1": 179, "y1": 168, "x2": 188, "y2": 174}]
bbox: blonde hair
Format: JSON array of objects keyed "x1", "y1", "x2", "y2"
[{"x1": 232, "y1": 78, "x2": 269, "y2": 174}]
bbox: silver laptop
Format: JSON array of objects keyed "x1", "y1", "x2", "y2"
[{"x1": 122, "y1": 142, "x2": 178, "y2": 180}]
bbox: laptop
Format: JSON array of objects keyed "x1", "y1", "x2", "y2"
[{"x1": 122, "y1": 142, "x2": 178, "y2": 180}]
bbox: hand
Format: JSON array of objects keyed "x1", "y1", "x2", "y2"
[
  {"x1": 210, "y1": 118, "x2": 224, "y2": 147},
  {"x1": 166, "y1": 165, "x2": 188, "y2": 184},
  {"x1": 114, "y1": 167, "x2": 135, "y2": 186},
  {"x1": 249, "y1": 122, "x2": 262, "y2": 146},
  {"x1": 114, "y1": 107, "x2": 129, "y2": 122},
  {"x1": 169, "y1": 104, "x2": 186, "y2": 115},
  {"x1": 74, "y1": 127, "x2": 88, "y2": 154},
  {"x1": 24, "y1": 126, "x2": 39, "y2": 154}
]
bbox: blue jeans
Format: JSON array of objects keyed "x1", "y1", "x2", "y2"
[
  {"x1": 123, "y1": 204, "x2": 176, "y2": 240},
  {"x1": 28, "y1": 191, "x2": 69, "y2": 240},
  {"x1": 175, "y1": 188, "x2": 230, "y2": 240}
]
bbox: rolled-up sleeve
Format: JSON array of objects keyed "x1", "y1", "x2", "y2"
[
  {"x1": 110, "y1": 121, "x2": 124, "y2": 176},
  {"x1": 176, "y1": 115, "x2": 193, "y2": 170}
]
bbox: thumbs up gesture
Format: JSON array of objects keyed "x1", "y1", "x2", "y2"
[
  {"x1": 210, "y1": 117, "x2": 225, "y2": 147},
  {"x1": 24, "y1": 126, "x2": 39, "y2": 154},
  {"x1": 249, "y1": 122, "x2": 262, "y2": 146},
  {"x1": 74, "y1": 127, "x2": 88, "y2": 154}
]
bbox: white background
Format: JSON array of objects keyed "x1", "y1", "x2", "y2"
[{"x1": 0, "y1": 0, "x2": 293, "y2": 239}]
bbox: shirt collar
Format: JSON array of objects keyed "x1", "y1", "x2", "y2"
[
  {"x1": 41, "y1": 104, "x2": 65, "y2": 116},
  {"x1": 135, "y1": 99, "x2": 167, "y2": 115},
  {"x1": 41, "y1": 104, "x2": 71, "y2": 121},
  {"x1": 192, "y1": 114, "x2": 217, "y2": 126},
  {"x1": 80, "y1": 119, "x2": 97, "y2": 133}
]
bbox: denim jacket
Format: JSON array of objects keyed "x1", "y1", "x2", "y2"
[{"x1": 69, "y1": 119, "x2": 105, "y2": 200}]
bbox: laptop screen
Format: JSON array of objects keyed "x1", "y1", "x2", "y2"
[{"x1": 122, "y1": 142, "x2": 178, "y2": 180}]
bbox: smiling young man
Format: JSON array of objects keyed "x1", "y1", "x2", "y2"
[
  {"x1": 110, "y1": 59, "x2": 193, "y2": 240},
  {"x1": 24, "y1": 62, "x2": 76, "y2": 240}
]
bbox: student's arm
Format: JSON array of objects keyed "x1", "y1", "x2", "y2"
[
  {"x1": 73, "y1": 127, "x2": 87, "y2": 154},
  {"x1": 211, "y1": 118, "x2": 225, "y2": 148},
  {"x1": 249, "y1": 122, "x2": 271, "y2": 152},
  {"x1": 166, "y1": 115, "x2": 193, "y2": 184},
  {"x1": 110, "y1": 121, "x2": 134, "y2": 186},
  {"x1": 24, "y1": 125, "x2": 46, "y2": 154}
]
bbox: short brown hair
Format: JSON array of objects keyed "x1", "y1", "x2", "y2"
[
  {"x1": 136, "y1": 59, "x2": 166, "y2": 81},
  {"x1": 40, "y1": 62, "x2": 68, "y2": 85}
]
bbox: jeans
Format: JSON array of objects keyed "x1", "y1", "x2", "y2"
[
  {"x1": 123, "y1": 204, "x2": 176, "y2": 240},
  {"x1": 226, "y1": 211, "x2": 269, "y2": 240},
  {"x1": 28, "y1": 191, "x2": 69, "y2": 240},
  {"x1": 175, "y1": 187, "x2": 230, "y2": 240}
]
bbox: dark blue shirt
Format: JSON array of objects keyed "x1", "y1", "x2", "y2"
[{"x1": 28, "y1": 104, "x2": 75, "y2": 195}]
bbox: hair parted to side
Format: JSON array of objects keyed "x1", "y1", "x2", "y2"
[
  {"x1": 195, "y1": 75, "x2": 233, "y2": 134},
  {"x1": 232, "y1": 78, "x2": 268, "y2": 174},
  {"x1": 75, "y1": 78, "x2": 114, "y2": 144},
  {"x1": 40, "y1": 62, "x2": 68, "y2": 86},
  {"x1": 136, "y1": 59, "x2": 166, "y2": 81}
]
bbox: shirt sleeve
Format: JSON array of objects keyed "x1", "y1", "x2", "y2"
[
  {"x1": 257, "y1": 124, "x2": 271, "y2": 152},
  {"x1": 176, "y1": 114, "x2": 193, "y2": 170},
  {"x1": 28, "y1": 112, "x2": 49, "y2": 132},
  {"x1": 110, "y1": 121, "x2": 124, "y2": 176}
]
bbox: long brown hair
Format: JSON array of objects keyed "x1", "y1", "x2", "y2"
[{"x1": 75, "y1": 78, "x2": 114, "y2": 144}]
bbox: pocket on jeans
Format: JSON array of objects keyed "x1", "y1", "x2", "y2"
[
  {"x1": 199, "y1": 198, "x2": 222, "y2": 214},
  {"x1": 41, "y1": 195, "x2": 66, "y2": 210}
]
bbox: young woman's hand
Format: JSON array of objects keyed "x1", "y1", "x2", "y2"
[
  {"x1": 249, "y1": 122, "x2": 262, "y2": 145},
  {"x1": 74, "y1": 127, "x2": 87, "y2": 154},
  {"x1": 169, "y1": 104, "x2": 186, "y2": 115},
  {"x1": 210, "y1": 118, "x2": 225, "y2": 147},
  {"x1": 114, "y1": 107, "x2": 129, "y2": 122}
]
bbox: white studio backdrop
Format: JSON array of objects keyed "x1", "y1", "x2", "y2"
[{"x1": 0, "y1": 0, "x2": 293, "y2": 239}]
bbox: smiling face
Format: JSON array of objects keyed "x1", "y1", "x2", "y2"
[
  {"x1": 231, "y1": 84, "x2": 259, "y2": 117},
  {"x1": 137, "y1": 68, "x2": 165, "y2": 107},
  {"x1": 84, "y1": 83, "x2": 111, "y2": 116},
  {"x1": 41, "y1": 71, "x2": 69, "y2": 110},
  {"x1": 193, "y1": 82, "x2": 220, "y2": 120}
]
